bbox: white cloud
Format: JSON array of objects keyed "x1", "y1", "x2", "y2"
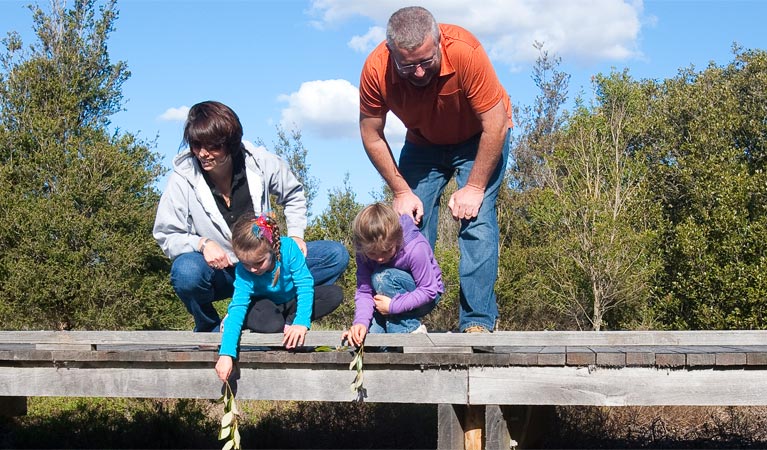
[
  {"x1": 348, "y1": 26, "x2": 385, "y2": 53},
  {"x1": 278, "y1": 79, "x2": 406, "y2": 144},
  {"x1": 278, "y1": 79, "x2": 359, "y2": 139},
  {"x1": 311, "y1": 0, "x2": 646, "y2": 63},
  {"x1": 158, "y1": 106, "x2": 189, "y2": 122}
]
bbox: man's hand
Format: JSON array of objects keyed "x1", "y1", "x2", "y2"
[
  {"x1": 373, "y1": 294, "x2": 392, "y2": 315},
  {"x1": 448, "y1": 184, "x2": 485, "y2": 221},
  {"x1": 290, "y1": 236, "x2": 308, "y2": 256},
  {"x1": 342, "y1": 324, "x2": 368, "y2": 347},
  {"x1": 393, "y1": 191, "x2": 424, "y2": 224},
  {"x1": 283, "y1": 324, "x2": 308, "y2": 349}
]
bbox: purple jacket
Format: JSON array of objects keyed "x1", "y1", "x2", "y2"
[{"x1": 353, "y1": 215, "x2": 444, "y2": 327}]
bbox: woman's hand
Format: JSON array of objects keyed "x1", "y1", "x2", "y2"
[
  {"x1": 283, "y1": 324, "x2": 308, "y2": 349},
  {"x1": 341, "y1": 324, "x2": 368, "y2": 347},
  {"x1": 200, "y1": 238, "x2": 231, "y2": 270},
  {"x1": 215, "y1": 355, "x2": 234, "y2": 382}
]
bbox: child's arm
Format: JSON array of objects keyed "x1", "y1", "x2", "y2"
[
  {"x1": 388, "y1": 241, "x2": 443, "y2": 315},
  {"x1": 218, "y1": 265, "x2": 255, "y2": 358},
  {"x1": 353, "y1": 254, "x2": 376, "y2": 326}
]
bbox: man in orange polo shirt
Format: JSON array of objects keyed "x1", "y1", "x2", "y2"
[{"x1": 359, "y1": 6, "x2": 512, "y2": 333}]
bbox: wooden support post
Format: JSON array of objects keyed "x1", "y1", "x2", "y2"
[
  {"x1": 485, "y1": 405, "x2": 511, "y2": 450},
  {"x1": 437, "y1": 404, "x2": 465, "y2": 450},
  {"x1": 464, "y1": 405, "x2": 484, "y2": 450},
  {"x1": 436, "y1": 404, "x2": 487, "y2": 450},
  {"x1": 0, "y1": 396, "x2": 27, "y2": 417}
]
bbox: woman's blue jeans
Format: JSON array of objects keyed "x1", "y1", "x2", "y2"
[
  {"x1": 398, "y1": 129, "x2": 510, "y2": 332},
  {"x1": 170, "y1": 240, "x2": 349, "y2": 332},
  {"x1": 368, "y1": 267, "x2": 439, "y2": 334}
]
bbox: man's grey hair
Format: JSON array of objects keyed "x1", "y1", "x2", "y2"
[{"x1": 386, "y1": 6, "x2": 440, "y2": 51}]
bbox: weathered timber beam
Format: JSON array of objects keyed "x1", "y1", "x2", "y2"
[
  {"x1": 469, "y1": 366, "x2": 767, "y2": 406},
  {"x1": 3, "y1": 330, "x2": 767, "y2": 348},
  {"x1": 0, "y1": 364, "x2": 468, "y2": 404}
]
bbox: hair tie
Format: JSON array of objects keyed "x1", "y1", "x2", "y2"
[{"x1": 251, "y1": 214, "x2": 273, "y2": 242}]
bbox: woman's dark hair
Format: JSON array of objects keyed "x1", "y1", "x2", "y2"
[{"x1": 182, "y1": 100, "x2": 243, "y2": 157}]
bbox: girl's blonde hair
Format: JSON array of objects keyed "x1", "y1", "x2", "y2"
[
  {"x1": 352, "y1": 203, "x2": 403, "y2": 257},
  {"x1": 231, "y1": 212, "x2": 282, "y2": 285}
]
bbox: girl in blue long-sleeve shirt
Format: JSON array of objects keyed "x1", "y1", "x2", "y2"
[{"x1": 215, "y1": 213, "x2": 342, "y2": 382}]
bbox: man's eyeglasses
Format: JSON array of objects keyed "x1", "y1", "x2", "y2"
[{"x1": 391, "y1": 54, "x2": 438, "y2": 75}]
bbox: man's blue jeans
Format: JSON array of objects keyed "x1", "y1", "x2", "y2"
[
  {"x1": 398, "y1": 129, "x2": 510, "y2": 332},
  {"x1": 170, "y1": 240, "x2": 349, "y2": 332},
  {"x1": 368, "y1": 267, "x2": 439, "y2": 334}
]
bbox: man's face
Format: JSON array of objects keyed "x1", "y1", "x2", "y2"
[{"x1": 389, "y1": 33, "x2": 441, "y2": 87}]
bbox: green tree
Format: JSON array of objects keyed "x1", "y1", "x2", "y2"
[
  {"x1": 498, "y1": 46, "x2": 575, "y2": 330},
  {"x1": 532, "y1": 72, "x2": 660, "y2": 331},
  {"x1": 646, "y1": 47, "x2": 767, "y2": 329},
  {"x1": 0, "y1": 0, "x2": 180, "y2": 330},
  {"x1": 306, "y1": 174, "x2": 363, "y2": 327},
  {"x1": 257, "y1": 125, "x2": 319, "y2": 219}
]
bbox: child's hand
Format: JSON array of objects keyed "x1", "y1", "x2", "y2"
[
  {"x1": 215, "y1": 355, "x2": 234, "y2": 382},
  {"x1": 283, "y1": 324, "x2": 308, "y2": 349},
  {"x1": 373, "y1": 294, "x2": 392, "y2": 314},
  {"x1": 342, "y1": 324, "x2": 367, "y2": 347}
]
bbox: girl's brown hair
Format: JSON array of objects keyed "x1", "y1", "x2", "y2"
[
  {"x1": 231, "y1": 213, "x2": 282, "y2": 286},
  {"x1": 352, "y1": 203, "x2": 403, "y2": 257}
]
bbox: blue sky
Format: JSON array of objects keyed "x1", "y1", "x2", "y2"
[{"x1": 1, "y1": 0, "x2": 765, "y2": 217}]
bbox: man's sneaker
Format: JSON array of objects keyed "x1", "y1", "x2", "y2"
[
  {"x1": 463, "y1": 325, "x2": 490, "y2": 333},
  {"x1": 411, "y1": 324, "x2": 428, "y2": 334}
]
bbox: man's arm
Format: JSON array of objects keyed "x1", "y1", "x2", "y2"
[
  {"x1": 359, "y1": 113, "x2": 424, "y2": 223},
  {"x1": 447, "y1": 100, "x2": 508, "y2": 220}
]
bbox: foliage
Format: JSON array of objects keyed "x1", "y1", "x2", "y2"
[
  {"x1": 0, "y1": 0, "x2": 181, "y2": 330},
  {"x1": 218, "y1": 382, "x2": 241, "y2": 450},
  {"x1": 348, "y1": 343, "x2": 365, "y2": 401},
  {"x1": 306, "y1": 173, "x2": 364, "y2": 327},
  {"x1": 257, "y1": 125, "x2": 319, "y2": 222},
  {"x1": 501, "y1": 51, "x2": 660, "y2": 331},
  {"x1": 534, "y1": 74, "x2": 661, "y2": 330},
  {"x1": 644, "y1": 47, "x2": 767, "y2": 329}
]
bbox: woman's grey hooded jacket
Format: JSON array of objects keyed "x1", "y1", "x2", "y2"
[{"x1": 152, "y1": 140, "x2": 306, "y2": 263}]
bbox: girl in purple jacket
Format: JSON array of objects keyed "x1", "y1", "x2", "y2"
[{"x1": 343, "y1": 203, "x2": 444, "y2": 346}]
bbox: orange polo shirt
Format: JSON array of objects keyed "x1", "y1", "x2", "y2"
[{"x1": 359, "y1": 23, "x2": 512, "y2": 146}]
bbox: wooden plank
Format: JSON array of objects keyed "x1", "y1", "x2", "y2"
[
  {"x1": 437, "y1": 404, "x2": 465, "y2": 450},
  {"x1": 464, "y1": 405, "x2": 483, "y2": 450},
  {"x1": 716, "y1": 352, "x2": 747, "y2": 366},
  {"x1": 484, "y1": 405, "x2": 511, "y2": 450},
  {"x1": 566, "y1": 347, "x2": 595, "y2": 366},
  {"x1": 0, "y1": 365, "x2": 468, "y2": 404},
  {"x1": 425, "y1": 330, "x2": 767, "y2": 347},
  {"x1": 469, "y1": 366, "x2": 767, "y2": 406},
  {"x1": 687, "y1": 353, "x2": 716, "y2": 366},
  {"x1": 747, "y1": 353, "x2": 767, "y2": 365},
  {"x1": 656, "y1": 353, "x2": 686, "y2": 367},
  {"x1": 4, "y1": 330, "x2": 767, "y2": 348},
  {"x1": 538, "y1": 346, "x2": 566, "y2": 366}
]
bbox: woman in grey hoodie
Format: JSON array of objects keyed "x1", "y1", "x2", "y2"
[{"x1": 153, "y1": 101, "x2": 348, "y2": 332}]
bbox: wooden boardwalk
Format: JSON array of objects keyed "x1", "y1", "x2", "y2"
[
  {"x1": 2, "y1": 330, "x2": 766, "y2": 449},
  {"x1": 1, "y1": 330, "x2": 766, "y2": 405}
]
